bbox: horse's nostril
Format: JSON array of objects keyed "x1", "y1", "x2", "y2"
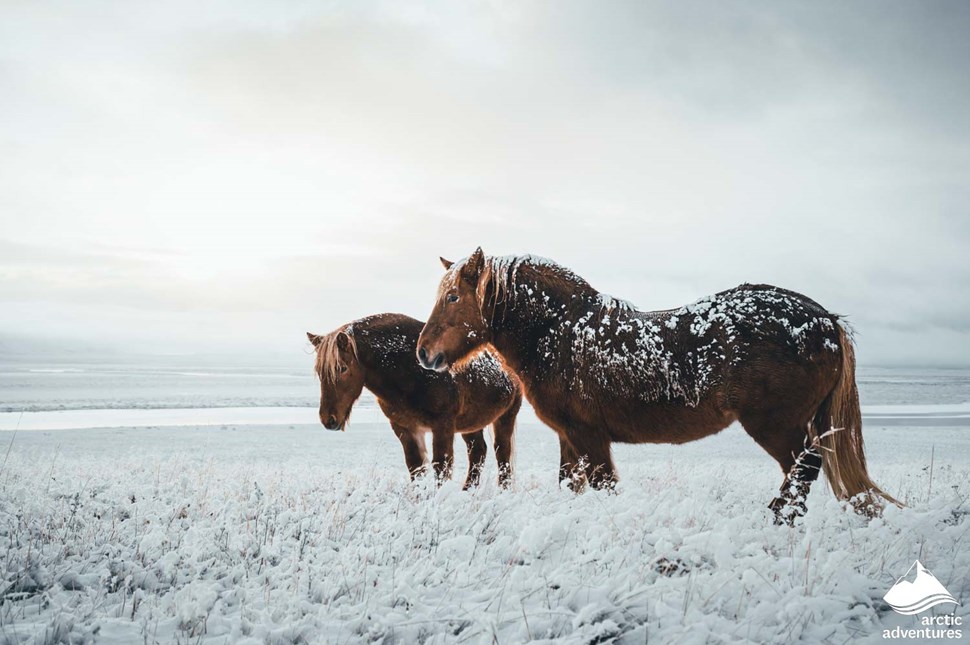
[
  {"x1": 325, "y1": 415, "x2": 337, "y2": 429},
  {"x1": 432, "y1": 353, "x2": 444, "y2": 370},
  {"x1": 418, "y1": 346, "x2": 428, "y2": 363}
]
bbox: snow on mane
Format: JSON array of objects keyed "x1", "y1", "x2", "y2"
[
  {"x1": 476, "y1": 254, "x2": 582, "y2": 309},
  {"x1": 439, "y1": 253, "x2": 590, "y2": 320}
]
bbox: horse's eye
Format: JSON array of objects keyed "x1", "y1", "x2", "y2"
[
  {"x1": 339, "y1": 365, "x2": 348, "y2": 374},
  {"x1": 446, "y1": 294, "x2": 459, "y2": 303}
]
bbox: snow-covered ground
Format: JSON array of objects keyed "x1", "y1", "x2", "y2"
[{"x1": 1, "y1": 365, "x2": 968, "y2": 643}]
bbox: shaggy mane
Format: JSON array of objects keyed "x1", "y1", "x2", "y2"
[
  {"x1": 445, "y1": 254, "x2": 598, "y2": 323},
  {"x1": 313, "y1": 325, "x2": 357, "y2": 384}
]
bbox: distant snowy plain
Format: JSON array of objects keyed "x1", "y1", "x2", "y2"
[{"x1": 1, "y1": 364, "x2": 968, "y2": 643}]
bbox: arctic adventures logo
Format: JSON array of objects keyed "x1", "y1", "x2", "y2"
[{"x1": 882, "y1": 561, "x2": 962, "y2": 640}]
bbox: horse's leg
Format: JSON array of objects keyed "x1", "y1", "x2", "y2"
[
  {"x1": 392, "y1": 423, "x2": 427, "y2": 480},
  {"x1": 583, "y1": 442, "x2": 618, "y2": 491},
  {"x1": 565, "y1": 430, "x2": 617, "y2": 491},
  {"x1": 558, "y1": 438, "x2": 585, "y2": 491},
  {"x1": 431, "y1": 429, "x2": 455, "y2": 484},
  {"x1": 460, "y1": 430, "x2": 488, "y2": 489},
  {"x1": 773, "y1": 441, "x2": 823, "y2": 524},
  {"x1": 492, "y1": 403, "x2": 518, "y2": 488},
  {"x1": 741, "y1": 417, "x2": 821, "y2": 525}
]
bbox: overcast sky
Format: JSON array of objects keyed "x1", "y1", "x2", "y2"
[{"x1": 1, "y1": 1, "x2": 968, "y2": 365}]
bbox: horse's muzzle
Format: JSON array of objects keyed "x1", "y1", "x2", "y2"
[
  {"x1": 417, "y1": 346, "x2": 447, "y2": 371},
  {"x1": 323, "y1": 414, "x2": 340, "y2": 430}
]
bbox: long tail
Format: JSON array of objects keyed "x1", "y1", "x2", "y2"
[{"x1": 810, "y1": 323, "x2": 902, "y2": 511}]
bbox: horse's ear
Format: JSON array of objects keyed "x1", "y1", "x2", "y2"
[
  {"x1": 335, "y1": 331, "x2": 351, "y2": 352},
  {"x1": 461, "y1": 247, "x2": 485, "y2": 281},
  {"x1": 440, "y1": 257, "x2": 454, "y2": 270},
  {"x1": 307, "y1": 332, "x2": 322, "y2": 347}
]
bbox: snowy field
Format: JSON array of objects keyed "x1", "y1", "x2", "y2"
[{"x1": 1, "y1": 364, "x2": 968, "y2": 643}]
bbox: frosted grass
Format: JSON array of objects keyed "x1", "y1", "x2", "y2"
[{"x1": 0, "y1": 422, "x2": 967, "y2": 644}]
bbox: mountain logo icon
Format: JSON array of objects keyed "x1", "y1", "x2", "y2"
[{"x1": 884, "y1": 561, "x2": 959, "y2": 615}]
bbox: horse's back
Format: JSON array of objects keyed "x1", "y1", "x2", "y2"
[
  {"x1": 567, "y1": 283, "x2": 843, "y2": 416},
  {"x1": 356, "y1": 312, "x2": 426, "y2": 341},
  {"x1": 664, "y1": 283, "x2": 844, "y2": 415},
  {"x1": 668, "y1": 283, "x2": 837, "y2": 348}
]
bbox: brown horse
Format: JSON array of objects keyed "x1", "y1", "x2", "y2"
[
  {"x1": 308, "y1": 313, "x2": 522, "y2": 488},
  {"x1": 416, "y1": 249, "x2": 899, "y2": 522}
]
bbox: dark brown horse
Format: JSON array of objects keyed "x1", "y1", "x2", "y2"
[
  {"x1": 308, "y1": 313, "x2": 522, "y2": 488},
  {"x1": 416, "y1": 249, "x2": 899, "y2": 522}
]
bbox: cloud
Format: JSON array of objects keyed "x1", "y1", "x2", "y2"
[{"x1": 0, "y1": 1, "x2": 968, "y2": 364}]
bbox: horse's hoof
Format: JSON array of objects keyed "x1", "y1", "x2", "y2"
[
  {"x1": 561, "y1": 477, "x2": 584, "y2": 493},
  {"x1": 769, "y1": 497, "x2": 806, "y2": 526}
]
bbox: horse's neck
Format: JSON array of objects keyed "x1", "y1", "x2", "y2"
[{"x1": 488, "y1": 279, "x2": 596, "y2": 377}]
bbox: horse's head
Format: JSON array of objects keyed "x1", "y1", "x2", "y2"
[
  {"x1": 417, "y1": 247, "x2": 490, "y2": 372},
  {"x1": 307, "y1": 329, "x2": 365, "y2": 431}
]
